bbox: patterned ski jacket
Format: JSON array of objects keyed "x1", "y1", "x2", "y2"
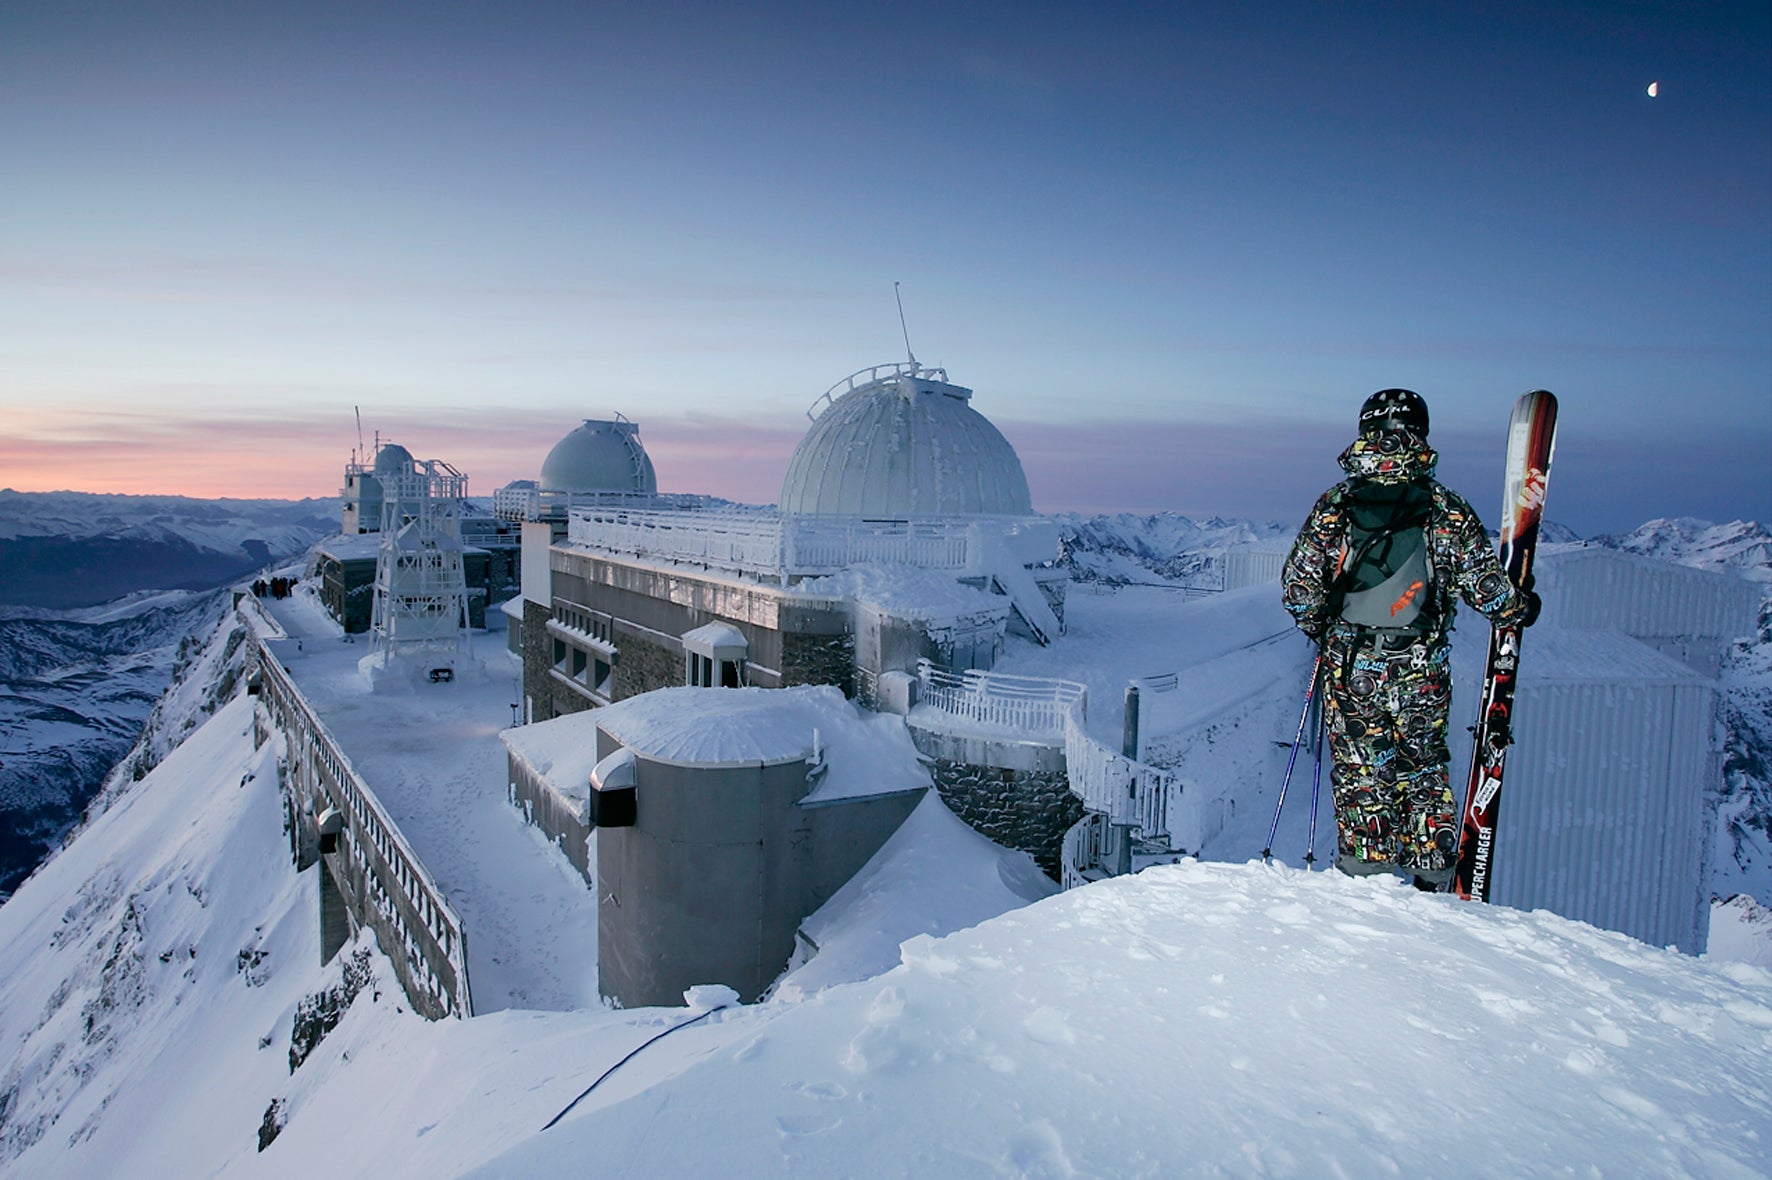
[{"x1": 1281, "y1": 429, "x2": 1530, "y2": 643}]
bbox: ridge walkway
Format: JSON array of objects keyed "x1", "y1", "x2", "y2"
[{"x1": 250, "y1": 587, "x2": 599, "y2": 1014}]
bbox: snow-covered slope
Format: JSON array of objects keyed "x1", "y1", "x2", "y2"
[
  {"x1": 0, "y1": 490, "x2": 334, "y2": 609},
  {"x1": 4, "y1": 512, "x2": 1771, "y2": 1179},
  {"x1": 5, "y1": 664, "x2": 1769, "y2": 1178},
  {"x1": 0, "y1": 591, "x2": 230, "y2": 900}
]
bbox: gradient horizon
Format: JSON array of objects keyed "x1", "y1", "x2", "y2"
[{"x1": 3, "y1": 2, "x2": 1767, "y2": 535}]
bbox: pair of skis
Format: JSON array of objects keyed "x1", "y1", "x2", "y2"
[{"x1": 1451, "y1": 389, "x2": 1559, "y2": 901}]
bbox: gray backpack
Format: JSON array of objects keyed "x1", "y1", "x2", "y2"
[{"x1": 1327, "y1": 480, "x2": 1438, "y2": 635}]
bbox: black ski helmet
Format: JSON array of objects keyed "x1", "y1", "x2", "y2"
[{"x1": 1358, "y1": 388, "x2": 1429, "y2": 437}]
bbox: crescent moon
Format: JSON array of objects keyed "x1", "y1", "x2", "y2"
[{"x1": 1647, "y1": 81, "x2": 1659, "y2": 97}]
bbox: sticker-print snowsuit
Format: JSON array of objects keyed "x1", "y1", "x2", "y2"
[{"x1": 1282, "y1": 428, "x2": 1532, "y2": 877}]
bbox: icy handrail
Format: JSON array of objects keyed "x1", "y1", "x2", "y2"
[
  {"x1": 244, "y1": 619, "x2": 472, "y2": 1019},
  {"x1": 566, "y1": 507, "x2": 987, "y2": 581},
  {"x1": 1063, "y1": 709, "x2": 1172, "y2": 840},
  {"x1": 804, "y1": 362, "x2": 953, "y2": 421},
  {"x1": 913, "y1": 660, "x2": 1087, "y2": 741}
]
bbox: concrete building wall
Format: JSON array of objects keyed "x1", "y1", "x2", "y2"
[
  {"x1": 597, "y1": 754, "x2": 810, "y2": 1007},
  {"x1": 535, "y1": 547, "x2": 855, "y2": 718},
  {"x1": 799, "y1": 789, "x2": 925, "y2": 908},
  {"x1": 595, "y1": 726, "x2": 923, "y2": 1008},
  {"x1": 507, "y1": 753, "x2": 594, "y2": 884}
]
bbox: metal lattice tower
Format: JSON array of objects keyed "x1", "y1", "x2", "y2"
[{"x1": 371, "y1": 454, "x2": 471, "y2": 659}]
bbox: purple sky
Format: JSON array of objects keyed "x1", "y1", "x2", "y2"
[{"x1": 2, "y1": 1, "x2": 1767, "y2": 534}]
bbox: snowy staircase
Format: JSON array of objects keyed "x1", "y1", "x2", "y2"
[{"x1": 988, "y1": 559, "x2": 1060, "y2": 645}]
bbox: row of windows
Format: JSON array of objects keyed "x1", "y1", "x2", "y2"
[
  {"x1": 553, "y1": 601, "x2": 612, "y2": 644},
  {"x1": 554, "y1": 637, "x2": 615, "y2": 700}
]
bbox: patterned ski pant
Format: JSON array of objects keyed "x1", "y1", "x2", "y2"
[{"x1": 1321, "y1": 631, "x2": 1458, "y2": 872}]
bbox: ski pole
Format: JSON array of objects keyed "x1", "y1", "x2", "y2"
[
  {"x1": 1264, "y1": 650, "x2": 1325, "y2": 861},
  {"x1": 1303, "y1": 694, "x2": 1325, "y2": 868}
]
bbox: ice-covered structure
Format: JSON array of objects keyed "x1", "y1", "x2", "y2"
[
  {"x1": 503, "y1": 686, "x2": 926, "y2": 1006},
  {"x1": 341, "y1": 442, "x2": 415, "y2": 535},
  {"x1": 506, "y1": 363, "x2": 1082, "y2": 1004},
  {"x1": 519, "y1": 364, "x2": 1064, "y2": 721},
  {"x1": 779, "y1": 365, "x2": 1031, "y2": 517},
  {"x1": 321, "y1": 439, "x2": 518, "y2": 635},
  {"x1": 369, "y1": 453, "x2": 471, "y2": 661},
  {"x1": 493, "y1": 414, "x2": 659, "y2": 524},
  {"x1": 1485, "y1": 547, "x2": 1762, "y2": 952}
]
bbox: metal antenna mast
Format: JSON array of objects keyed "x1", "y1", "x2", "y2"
[
  {"x1": 354, "y1": 406, "x2": 365, "y2": 465},
  {"x1": 894, "y1": 281, "x2": 917, "y2": 369}
]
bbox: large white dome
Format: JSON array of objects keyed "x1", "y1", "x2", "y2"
[
  {"x1": 539, "y1": 417, "x2": 658, "y2": 493},
  {"x1": 778, "y1": 365, "x2": 1032, "y2": 517}
]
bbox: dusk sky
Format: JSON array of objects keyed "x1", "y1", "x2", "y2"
[{"x1": 2, "y1": 1, "x2": 1767, "y2": 535}]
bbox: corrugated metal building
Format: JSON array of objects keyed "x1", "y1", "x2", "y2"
[
  {"x1": 1536, "y1": 545, "x2": 1762, "y2": 677},
  {"x1": 1493, "y1": 630, "x2": 1717, "y2": 953},
  {"x1": 1221, "y1": 547, "x2": 1289, "y2": 592},
  {"x1": 1483, "y1": 550, "x2": 1761, "y2": 954}
]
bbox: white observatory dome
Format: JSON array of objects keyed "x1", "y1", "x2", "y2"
[
  {"x1": 778, "y1": 365, "x2": 1033, "y2": 517},
  {"x1": 371, "y1": 443, "x2": 415, "y2": 477},
  {"x1": 539, "y1": 417, "x2": 658, "y2": 494}
]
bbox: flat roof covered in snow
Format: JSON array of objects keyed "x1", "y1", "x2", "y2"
[{"x1": 505, "y1": 685, "x2": 929, "y2": 803}]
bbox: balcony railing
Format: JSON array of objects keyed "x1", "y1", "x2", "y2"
[
  {"x1": 913, "y1": 660, "x2": 1086, "y2": 742},
  {"x1": 567, "y1": 507, "x2": 993, "y2": 581}
]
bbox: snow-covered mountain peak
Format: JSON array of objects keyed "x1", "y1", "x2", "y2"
[{"x1": 1597, "y1": 518, "x2": 1772, "y2": 583}]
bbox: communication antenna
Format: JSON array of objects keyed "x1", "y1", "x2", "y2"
[
  {"x1": 894, "y1": 281, "x2": 917, "y2": 369},
  {"x1": 354, "y1": 406, "x2": 365, "y2": 465}
]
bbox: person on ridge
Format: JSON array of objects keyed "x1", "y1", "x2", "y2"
[{"x1": 1281, "y1": 389, "x2": 1541, "y2": 889}]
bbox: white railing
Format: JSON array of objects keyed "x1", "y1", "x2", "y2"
[
  {"x1": 1063, "y1": 708, "x2": 1174, "y2": 840},
  {"x1": 914, "y1": 660, "x2": 1086, "y2": 741},
  {"x1": 786, "y1": 518, "x2": 974, "y2": 573},
  {"x1": 567, "y1": 507, "x2": 989, "y2": 581},
  {"x1": 569, "y1": 507, "x2": 789, "y2": 575},
  {"x1": 804, "y1": 362, "x2": 953, "y2": 420},
  {"x1": 243, "y1": 603, "x2": 472, "y2": 1018},
  {"x1": 493, "y1": 487, "x2": 711, "y2": 522}
]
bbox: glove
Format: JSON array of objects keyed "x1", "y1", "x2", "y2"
[{"x1": 1518, "y1": 589, "x2": 1542, "y2": 628}]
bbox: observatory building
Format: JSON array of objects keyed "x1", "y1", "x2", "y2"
[
  {"x1": 515, "y1": 364, "x2": 1063, "y2": 722},
  {"x1": 505, "y1": 363, "x2": 1081, "y2": 1006},
  {"x1": 494, "y1": 413, "x2": 658, "y2": 527},
  {"x1": 341, "y1": 442, "x2": 415, "y2": 536},
  {"x1": 779, "y1": 365, "x2": 1032, "y2": 517},
  {"x1": 320, "y1": 440, "x2": 519, "y2": 635}
]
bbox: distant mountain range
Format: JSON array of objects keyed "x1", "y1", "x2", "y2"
[
  {"x1": 1592, "y1": 517, "x2": 1772, "y2": 584},
  {"x1": 0, "y1": 491, "x2": 336, "y2": 899},
  {"x1": 0, "y1": 490, "x2": 336, "y2": 609},
  {"x1": 1052, "y1": 512, "x2": 1295, "y2": 588}
]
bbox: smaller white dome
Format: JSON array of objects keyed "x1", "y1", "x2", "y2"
[
  {"x1": 539, "y1": 417, "x2": 657, "y2": 493},
  {"x1": 372, "y1": 443, "x2": 414, "y2": 477}
]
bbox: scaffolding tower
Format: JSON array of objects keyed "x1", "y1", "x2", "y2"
[{"x1": 371, "y1": 455, "x2": 471, "y2": 660}]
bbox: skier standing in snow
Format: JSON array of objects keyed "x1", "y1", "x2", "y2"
[{"x1": 1281, "y1": 390, "x2": 1540, "y2": 889}]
